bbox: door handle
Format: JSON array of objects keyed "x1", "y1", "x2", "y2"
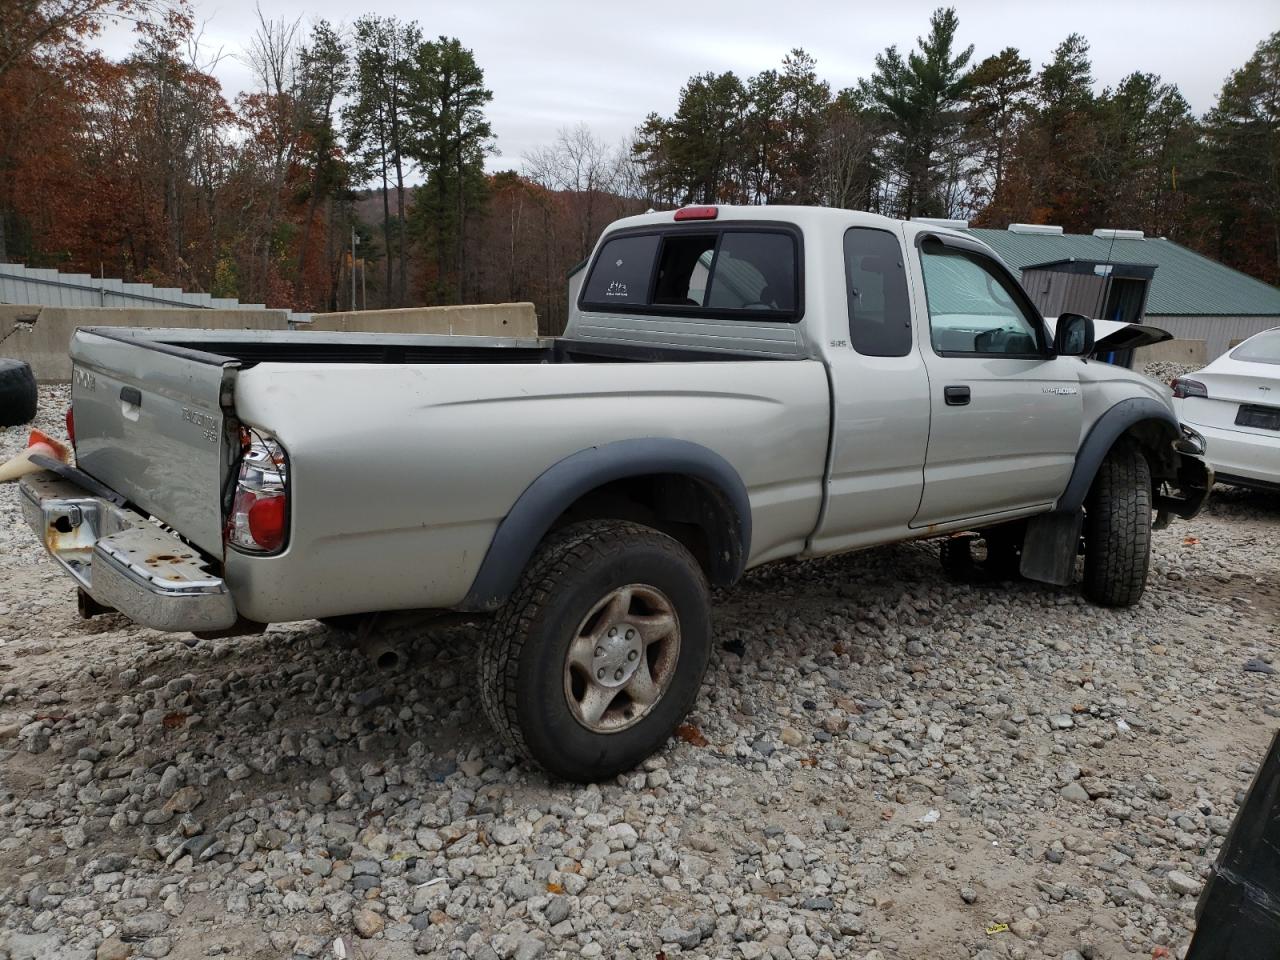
[
  {"x1": 120, "y1": 386, "x2": 142, "y2": 406},
  {"x1": 944, "y1": 385, "x2": 971, "y2": 406}
]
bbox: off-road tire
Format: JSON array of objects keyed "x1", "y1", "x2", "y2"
[
  {"x1": 0, "y1": 359, "x2": 37, "y2": 427},
  {"x1": 1082, "y1": 443, "x2": 1152, "y2": 607},
  {"x1": 478, "y1": 519, "x2": 711, "y2": 782}
]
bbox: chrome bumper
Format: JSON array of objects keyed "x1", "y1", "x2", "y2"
[{"x1": 19, "y1": 471, "x2": 237, "y2": 632}]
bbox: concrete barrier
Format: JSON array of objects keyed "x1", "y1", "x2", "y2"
[
  {"x1": 0, "y1": 306, "x2": 290, "y2": 381},
  {"x1": 1135, "y1": 337, "x2": 1207, "y2": 370},
  {"x1": 0, "y1": 301, "x2": 540, "y2": 381},
  {"x1": 305, "y1": 303, "x2": 537, "y2": 337}
]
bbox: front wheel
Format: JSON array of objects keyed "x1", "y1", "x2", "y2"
[
  {"x1": 478, "y1": 519, "x2": 711, "y2": 782},
  {"x1": 1082, "y1": 443, "x2": 1152, "y2": 607}
]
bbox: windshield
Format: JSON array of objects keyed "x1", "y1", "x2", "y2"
[{"x1": 1230, "y1": 329, "x2": 1280, "y2": 365}]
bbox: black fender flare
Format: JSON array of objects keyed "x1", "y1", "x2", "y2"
[
  {"x1": 1055, "y1": 397, "x2": 1178, "y2": 513},
  {"x1": 458, "y1": 438, "x2": 752, "y2": 612}
]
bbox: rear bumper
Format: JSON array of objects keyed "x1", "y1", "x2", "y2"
[
  {"x1": 19, "y1": 472, "x2": 237, "y2": 632},
  {"x1": 1186, "y1": 419, "x2": 1280, "y2": 488}
]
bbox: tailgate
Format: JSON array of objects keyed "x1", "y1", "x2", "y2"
[{"x1": 70, "y1": 328, "x2": 239, "y2": 554}]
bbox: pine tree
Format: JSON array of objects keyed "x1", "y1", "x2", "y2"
[
  {"x1": 863, "y1": 6, "x2": 974, "y2": 218},
  {"x1": 406, "y1": 36, "x2": 494, "y2": 303}
]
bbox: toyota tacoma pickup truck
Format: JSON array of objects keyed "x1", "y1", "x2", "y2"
[{"x1": 18, "y1": 205, "x2": 1211, "y2": 781}]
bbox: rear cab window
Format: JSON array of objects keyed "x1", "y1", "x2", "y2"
[
  {"x1": 581, "y1": 235, "x2": 659, "y2": 306},
  {"x1": 579, "y1": 224, "x2": 801, "y2": 321}
]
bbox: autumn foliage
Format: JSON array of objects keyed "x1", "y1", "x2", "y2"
[{"x1": 1, "y1": 3, "x2": 1277, "y2": 325}]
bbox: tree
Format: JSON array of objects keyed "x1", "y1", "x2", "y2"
[
  {"x1": 863, "y1": 7, "x2": 974, "y2": 218},
  {"x1": 1005, "y1": 32, "x2": 1099, "y2": 229},
  {"x1": 293, "y1": 20, "x2": 351, "y2": 307},
  {"x1": 963, "y1": 47, "x2": 1034, "y2": 217},
  {"x1": 1090, "y1": 72, "x2": 1197, "y2": 236},
  {"x1": 344, "y1": 15, "x2": 418, "y2": 306},
  {"x1": 1196, "y1": 30, "x2": 1280, "y2": 283},
  {"x1": 0, "y1": 0, "x2": 183, "y2": 79},
  {"x1": 816, "y1": 88, "x2": 884, "y2": 210},
  {"x1": 405, "y1": 35, "x2": 493, "y2": 303},
  {"x1": 634, "y1": 71, "x2": 749, "y2": 204},
  {"x1": 525, "y1": 124, "x2": 622, "y2": 261}
]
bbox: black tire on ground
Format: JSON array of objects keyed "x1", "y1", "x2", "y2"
[
  {"x1": 1082, "y1": 442, "x2": 1152, "y2": 607},
  {"x1": 939, "y1": 535, "x2": 975, "y2": 579},
  {"x1": 478, "y1": 519, "x2": 711, "y2": 782},
  {"x1": 0, "y1": 359, "x2": 37, "y2": 427},
  {"x1": 981, "y1": 524, "x2": 1025, "y2": 579}
]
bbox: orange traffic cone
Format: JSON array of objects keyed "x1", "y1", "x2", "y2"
[{"x1": 0, "y1": 429, "x2": 70, "y2": 482}]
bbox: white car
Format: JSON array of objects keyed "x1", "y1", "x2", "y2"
[{"x1": 1173, "y1": 327, "x2": 1280, "y2": 491}]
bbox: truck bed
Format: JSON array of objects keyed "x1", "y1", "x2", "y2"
[
  {"x1": 91, "y1": 327, "x2": 784, "y2": 366},
  {"x1": 65, "y1": 326, "x2": 831, "y2": 621}
]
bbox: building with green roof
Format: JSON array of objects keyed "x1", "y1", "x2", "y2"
[{"x1": 959, "y1": 223, "x2": 1280, "y2": 360}]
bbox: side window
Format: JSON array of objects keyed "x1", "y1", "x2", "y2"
[
  {"x1": 653, "y1": 235, "x2": 716, "y2": 306},
  {"x1": 581, "y1": 234, "x2": 659, "y2": 306},
  {"x1": 919, "y1": 239, "x2": 1042, "y2": 356},
  {"x1": 844, "y1": 228, "x2": 912, "y2": 357},
  {"x1": 706, "y1": 232, "x2": 796, "y2": 313}
]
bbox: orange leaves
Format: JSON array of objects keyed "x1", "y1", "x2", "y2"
[{"x1": 675, "y1": 722, "x2": 708, "y2": 747}]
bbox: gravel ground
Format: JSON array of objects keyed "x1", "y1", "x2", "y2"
[
  {"x1": 1, "y1": 385, "x2": 1278, "y2": 960},
  {"x1": 1135, "y1": 361, "x2": 1197, "y2": 388}
]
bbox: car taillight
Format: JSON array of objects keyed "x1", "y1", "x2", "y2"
[
  {"x1": 1171, "y1": 378, "x2": 1208, "y2": 399},
  {"x1": 65, "y1": 405, "x2": 75, "y2": 446},
  {"x1": 225, "y1": 432, "x2": 288, "y2": 553}
]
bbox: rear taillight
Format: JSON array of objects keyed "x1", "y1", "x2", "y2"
[
  {"x1": 65, "y1": 405, "x2": 75, "y2": 446},
  {"x1": 225, "y1": 431, "x2": 288, "y2": 554},
  {"x1": 1171, "y1": 378, "x2": 1208, "y2": 399}
]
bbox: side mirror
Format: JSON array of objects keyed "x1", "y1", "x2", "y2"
[{"x1": 1054, "y1": 312, "x2": 1095, "y2": 357}]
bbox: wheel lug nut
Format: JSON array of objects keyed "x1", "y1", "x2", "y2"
[
  {"x1": 628, "y1": 650, "x2": 638, "y2": 661},
  {"x1": 608, "y1": 628, "x2": 617, "y2": 637},
  {"x1": 596, "y1": 669, "x2": 605, "y2": 680},
  {"x1": 595, "y1": 646, "x2": 604, "y2": 657},
  {"x1": 626, "y1": 629, "x2": 635, "y2": 640},
  {"x1": 614, "y1": 669, "x2": 624, "y2": 680}
]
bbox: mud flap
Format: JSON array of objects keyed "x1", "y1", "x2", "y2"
[
  {"x1": 1187, "y1": 729, "x2": 1280, "y2": 960},
  {"x1": 1018, "y1": 509, "x2": 1082, "y2": 586}
]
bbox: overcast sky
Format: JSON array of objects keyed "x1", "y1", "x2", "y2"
[{"x1": 96, "y1": 0, "x2": 1278, "y2": 173}]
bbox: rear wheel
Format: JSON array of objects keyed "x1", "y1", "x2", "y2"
[
  {"x1": 1082, "y1": 443, "x2": 1152, "y2": 607},
  {"x1": 478, "y1": 519, "x2": 711, "y2": 782},
  {"x1": 0, "y1": 359, "x2": 37, "y2": 427}
]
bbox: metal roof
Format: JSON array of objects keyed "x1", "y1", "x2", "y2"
[
  {"x1": 0, "y1": 262, "x2": 311, "y2": 323},
  {"x1": 967, "y1": 229, "x2": 1280, "y2": 317}
]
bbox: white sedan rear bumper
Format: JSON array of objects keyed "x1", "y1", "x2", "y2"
[{"x1": 1184, "y1": 419, "x2": 1280, "y2": 491}]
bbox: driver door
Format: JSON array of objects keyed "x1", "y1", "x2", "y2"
[{"x1": 909, "y1": 237, "x2": 1083, "y2": 528}]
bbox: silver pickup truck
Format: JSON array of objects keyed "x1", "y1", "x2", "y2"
[{"x1": 19, "y1": 205, "x2": 1211, "y2": 781}]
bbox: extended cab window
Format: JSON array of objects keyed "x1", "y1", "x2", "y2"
[
  {"x1": 845, "y1": 228, "x2": 911, "y2": 357},
  {"x1": 653, "y1": 235, "x2": 716, "y2": 305},
  {"x1": 706, "y1": 233, "x2": 796, "y2": 312},
  {"x1": 581, "y1": 234, "x2": 659, "y2": 305},
  {"x1": 580, "y1": 227, "x2": 799, "y2": 319},
  {"x1": 919, "y1": 239, "x2": 1042, "y2": 356}
]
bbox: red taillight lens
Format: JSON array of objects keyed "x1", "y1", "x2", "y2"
[
  {"x1": 674, "y1": 205, "x2": 718, "y2": 221},
  {"x1": 65, "y1": 406, "x2": 75, "y2": 445},
  {"x1": 1171, "y1": 378, "x2": 1208, "y2": 400},
  {"x1": 225, "y1": 432, "x2": 288, "y2": 553},
  {"x1": 247, "y1": 495, "x2": 286, "y2": 552}
]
